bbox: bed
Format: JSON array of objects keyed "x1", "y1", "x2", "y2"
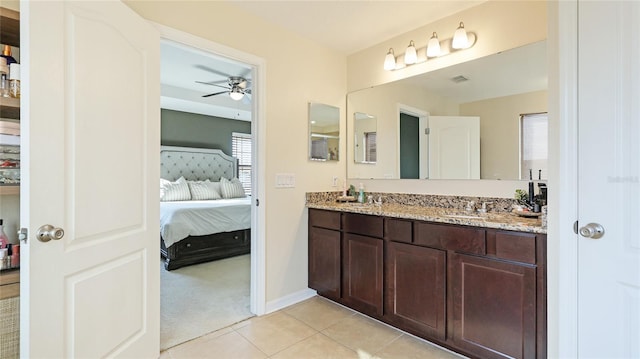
[{"x1": 160, "y1": 146, "x2": 251, "y2": 270}]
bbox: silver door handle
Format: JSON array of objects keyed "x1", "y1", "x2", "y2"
[
  {"x1": 579, "y1": 222, "x2": 605, "y2": 239},
  {"x1": 36, "y1": 224, "x2": 65, "y2": 242}
]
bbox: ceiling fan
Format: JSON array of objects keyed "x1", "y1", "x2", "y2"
[{"x1": 196, "y1": 76, "x2": 252, "y2": 101}]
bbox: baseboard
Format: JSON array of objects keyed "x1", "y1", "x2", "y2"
[{"x1": 265, "y1": 288, "x2": 317, "y2": 314}]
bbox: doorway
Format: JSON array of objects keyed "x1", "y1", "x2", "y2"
[{"x1": 158, "y1": 28, "x2": 265, "y2": 350}]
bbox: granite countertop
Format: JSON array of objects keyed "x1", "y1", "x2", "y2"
[{"x1": 307, "y1": 201, "x2": 546, "y2": 234}]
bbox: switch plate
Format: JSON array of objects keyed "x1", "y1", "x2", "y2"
[
  {"x1": 332, "y1": 176, "x2": 338, "y2": 187},
  {"x1": 275, "y1": 173, "x2": 295, "y2": 188}
]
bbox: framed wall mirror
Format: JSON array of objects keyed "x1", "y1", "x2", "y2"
[
  {"x1": 347, "y1": 40, "x2": 548, "y2": 180},
  {"x1": 309, "y1": 102, "x2": 340, "y2": 161}
]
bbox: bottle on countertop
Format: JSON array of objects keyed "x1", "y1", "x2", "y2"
[{"x1": 357, "y1": 183, "x2": 365, "y2": 203}]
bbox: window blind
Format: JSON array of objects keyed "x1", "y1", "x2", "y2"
[{"x1": 232, "y1": 132, "x2": 252, "y2": 195}]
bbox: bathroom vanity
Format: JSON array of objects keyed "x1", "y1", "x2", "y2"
[{"x1": 307, "y1": 200, "x2": 546, "y2": 359}]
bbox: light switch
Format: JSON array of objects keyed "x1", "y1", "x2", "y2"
[{"x1": 275, "y1": 173, "x2": 295, "y2": 188}]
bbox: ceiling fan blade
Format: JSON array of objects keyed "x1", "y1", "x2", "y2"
[
  {"x1": 193, "y1": 64, "x2": 232, "y2": 79},
  {"x1": 195, "y1": 80, "x2": 230, "y2": 89},
  {"x1": 202, "y1": 90, "x2": 229, "y2": 98}
]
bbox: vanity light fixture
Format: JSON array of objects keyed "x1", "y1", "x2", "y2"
[
  {"x1": 383, "y1": 21, "x2": 476, "y2": 71},
  {"x1": 404, "y1": 40, "x2": 417, "y2": 65},
  {"x1": 384, "y1": 48, "x2": 397, "y2": 71},
  {"x1": 452, "y1": 22, "x2": 469, "y2": 49},
  {"x1": 427, "y1": 32, "x2": 441, "y2": 57}
]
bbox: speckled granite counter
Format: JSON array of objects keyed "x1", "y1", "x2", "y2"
[{"x1": 306, "y1": 192, "x2": 546, "y2": 234}]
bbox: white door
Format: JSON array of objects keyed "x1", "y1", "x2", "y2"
[
  {"x1": 577, "y1": 1, "x2": 640, "y2": 357},
  {"x1": 21, "y1": 1, "x2": 160, "y2": 357},
  {"x1": 428, "y1": 116, "x2": 480, "y2": 179}
]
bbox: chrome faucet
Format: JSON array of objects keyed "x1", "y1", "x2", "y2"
[
  {"x1": 464, "y1": 201, "x2": 475, "y2": 211},
  {"x1": 477, "y1": 202, "x2": 493, "y2": 213}
]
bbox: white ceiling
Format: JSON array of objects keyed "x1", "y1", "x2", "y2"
[{"x1": 161, "y1": 1, "x2": 546, "y2": 120}]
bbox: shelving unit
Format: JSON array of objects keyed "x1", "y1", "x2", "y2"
[{"x1": 0, "y1": 7, "x2": 21, "y2": 197}]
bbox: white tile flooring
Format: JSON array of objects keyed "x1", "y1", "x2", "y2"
[{"x1": 160, "y1": 296, "x2": 466, "y2": 359}]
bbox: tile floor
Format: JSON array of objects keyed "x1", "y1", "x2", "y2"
[{"x1": 160, "y1": 296, "x2": 466, "y2": 359}]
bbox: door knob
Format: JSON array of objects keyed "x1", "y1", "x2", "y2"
[
  {"x1": 579, "y1": 222, "x2": 605, "y2": 239},
  {"x1": 36, "y1": 224, "x2": 65, "y2": 242}
]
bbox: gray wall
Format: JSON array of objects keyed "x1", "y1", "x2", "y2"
[{"x1": 161, "y1": 109, "x2": 251, "y2": 155}]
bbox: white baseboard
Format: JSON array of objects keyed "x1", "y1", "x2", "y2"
[{"x1": 264, "y1": 288, "x2": 317, "y2": 314}]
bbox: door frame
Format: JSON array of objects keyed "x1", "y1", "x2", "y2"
[
  {"x1": 548, "y1": 1, "x2": 579, "y2": 357},
  {"x1": 154, "y1": 23, "x2": 267, "y2": 315}
]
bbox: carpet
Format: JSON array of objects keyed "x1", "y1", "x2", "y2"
[{"x1": 160, "y1": 254, "x2": 253, "y2": 350}]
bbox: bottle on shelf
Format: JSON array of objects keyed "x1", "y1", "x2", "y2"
[
  {"x1": 0, "y1": 57, "x2": 8, "y2": 98},
  {"x1": 9, "y1": 63, "x2": 19, "y2": 98},
  {"x1": 0, "y1": 219, "x2": 8, "y2": 249},
  {"x1": 0, "y1": 45, "x2": 17, "y2": 66}
]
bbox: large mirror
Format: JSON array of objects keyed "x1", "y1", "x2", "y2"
[
  {"x1": 347, "y1": 40, "x2": 548, "y2": 180},
  {"x1": 309, "y1": 102, "x2": 340, "y2": 161}
]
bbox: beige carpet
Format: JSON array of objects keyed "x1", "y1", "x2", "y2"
[{"x1": 160, "y1": 254, "x2": 253, "y2": 350}]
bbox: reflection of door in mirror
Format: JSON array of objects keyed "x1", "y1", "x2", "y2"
[
  {"x1": 428, "y1": 116, "x2": 480, "y2": 179},
  {"x1": 400, "y1": 113, "x2": 419, "y2": 178},
  {"x1": 354, "y1": 112, "x2": 377, "y2": 164},
  {"x1": 309, "y1": 103, "x2": 340, "y2": 161}
]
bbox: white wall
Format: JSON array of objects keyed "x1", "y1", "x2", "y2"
[
  {"x1": 124, "y1": 1, "x2": 347, "y2": 304},
  {"x1": 346, "y1": 0, "x2": 547, "y2": 198}
]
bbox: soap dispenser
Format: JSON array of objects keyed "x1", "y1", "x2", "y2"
[{"x1": 357, "y1": 183, "x2": 365, "y2": 203}]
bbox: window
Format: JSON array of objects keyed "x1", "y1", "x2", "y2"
[
  {"x1": 520, "y1": 113, "x2": 548, "y2": 180},
  {"x1": 232, "y1": 132, "x2": 252, "y2": 195},
  {"x1": 364, "y1": 131, "x2": 377, "y2": 162}
]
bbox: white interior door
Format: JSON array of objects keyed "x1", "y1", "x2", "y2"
[
  {"x1": 21, "y1": 1, "x2": 160, "y2": 357},
  {"x1": 577, "y1": 1, "x2": 640, "y2": 357},
  {"x1": 428, "y1": 116, "x2": 480, "y2": 179}
]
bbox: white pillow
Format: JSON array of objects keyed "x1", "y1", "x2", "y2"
[
  {"x1": 160, "y1": 176, "x2": 191, "y2": 201},
  {"x1": 188, "y1": 180, "x2": 222, "y2": 200},
  {"x1": 220, "y1": 177, "x2": 246, "y2": 199}
]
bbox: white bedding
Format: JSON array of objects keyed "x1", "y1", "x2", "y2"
[{"x1": 160, "y1": 197, "x2": 251, "y2": 247}]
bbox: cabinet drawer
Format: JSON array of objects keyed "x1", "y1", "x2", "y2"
[
  {"x1": 384, "y1": 218, "x2": 412, "y2": 243},
  {"x1": 343, "y1": 213, "x2": 383, "y2": 238},
  {"x1": 414, "y1": 222, "x2": 485, "y2": 255},
  {"x1": 309, "y1": 209, "x2": 341, "y2": 230},
  {"x1": 487, "y1": 230, "x2": 537, "y2": 265}
]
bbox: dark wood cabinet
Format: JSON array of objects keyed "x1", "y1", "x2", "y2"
[
  {"x1": 385, "y1": 241, "x2": 446, "y2": 340},
  {"x1": 342, "y1": 232, "x2": 384, "y2": 317},
  {"x1": 307, "y1": 208, "x2": 546, "y2": 359},
  {"x1": 308, "y1": 209, "x2": 341, "y2": 300},
  {"x1": 451, "y1": 253, "x2": 537, "y2": 359}
]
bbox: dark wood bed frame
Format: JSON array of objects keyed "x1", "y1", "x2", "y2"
[{"x1": 161, "y1": 229, "x2": 251, "y2": 270}]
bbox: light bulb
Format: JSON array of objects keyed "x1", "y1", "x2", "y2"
[
  {"x1": 427, "y1": 32, "x2": 441, "y2": 57},
  {"x1": 452, "y1": 22, "x2": 469, "y2": 49},
  {"x1": 404, "y1": 40, "x2": 417, "y2": 65},
  {"x1": 229, "y1": 87, "x2": 244, "y2": 101},
  {"x1": 384, "y1": 48, "x2": 396, "y2": 71}
]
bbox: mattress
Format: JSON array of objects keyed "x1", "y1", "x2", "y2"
[{"x1": 160, "y1": 197, "x2": 251, "y2": 247}]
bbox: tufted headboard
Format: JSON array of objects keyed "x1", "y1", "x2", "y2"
[{"x1": 160, "y1": 146, "x2": 237, "y2": 182}]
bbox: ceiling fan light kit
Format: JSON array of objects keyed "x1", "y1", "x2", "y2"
[
  {"x1": 198, "y1": 75, "x2": 252, "y2": 101},
  {"x1": 383, "y1": 21, "x2": 476, "y2": 71}
]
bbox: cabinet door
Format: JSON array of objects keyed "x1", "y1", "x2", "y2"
[
  {"x1": 385, "y1": 241, "x2": 446, "y2": 340},
  {"x1": 308, "y1": 226, "x2": 341, "y2": 300},
  {"x1": 343, "y1": 233, "x2": 383, "y2": 317},
  {"x1": 451, "y1": 253, "x2": 537, "y2": 359}
]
